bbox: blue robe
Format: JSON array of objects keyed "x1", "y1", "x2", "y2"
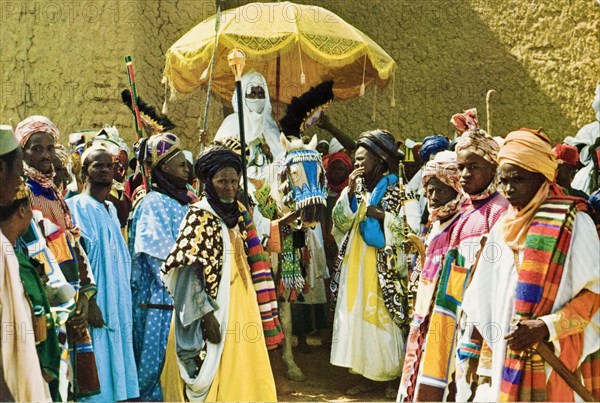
[
  {"x1": 66, "y1": 194, "x2": 139, "y2": 402},
  {"x1": 129, "y1": 191, "x2": 189, "y2": 401}
]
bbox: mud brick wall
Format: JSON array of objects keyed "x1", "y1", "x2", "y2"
[{"x1": 1, "y1": 0, "x2": 598, "y2": 153}]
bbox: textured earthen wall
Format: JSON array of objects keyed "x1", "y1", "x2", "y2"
[
  {"x1": 0, "y1": 1, "x2": 136, "y2": 135},
  {"x1": 1, "y1": 0, "x2": 598, "y2": 152},
  {"x1": 0, "y1": 0, "x2": 215, "y2": 148}
]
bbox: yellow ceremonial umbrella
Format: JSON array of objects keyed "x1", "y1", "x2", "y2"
[{"x1": 163, "y1": 2, "x2": 397, "y2": 105}]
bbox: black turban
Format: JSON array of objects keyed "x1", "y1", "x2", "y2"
[
  {"x1": 194, "y1": 147, "x2": 243, "y2": 228},
  {"x1": 356, "y1": 129, "x2": 402, "y2": 173}
]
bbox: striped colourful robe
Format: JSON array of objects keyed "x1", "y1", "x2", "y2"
[
  {"x1": 462, "y1": 202, "x2": 600, "y2": 401},
  {"x1": 415, "y1": 191, "x2": 508, "y2": 401}
]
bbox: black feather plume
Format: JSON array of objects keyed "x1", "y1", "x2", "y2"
[
  {"x1": 121, "y1": 89, "x2": 175, "y2": 133},
  {"x1": 280, "y1": 81, "x2": 334, "y2": 137}
]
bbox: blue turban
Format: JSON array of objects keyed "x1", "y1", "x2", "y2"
[{"x1": 419, "y1": 135, "x2": 450, "y2": 161}]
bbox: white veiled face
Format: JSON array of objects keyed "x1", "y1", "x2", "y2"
[{"x1": 245, "y1": 84, "x2": 266, "y2": 114}]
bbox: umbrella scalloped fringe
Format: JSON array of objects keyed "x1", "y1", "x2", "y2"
[{"x1": 166, "y1": 39, "x2": 395, "y2": 82}]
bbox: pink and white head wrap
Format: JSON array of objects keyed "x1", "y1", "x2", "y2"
[
  {"x1": 450, "y1": 108, "x2": 479, "y2": 134},
  {"x1": 421, "y1": 150, "x2": 461, "y2": 192},
  {"x1": 455, "y1": 128, "x2": 500, "y2": 167},
  {"x1": 15, "y1": 115, "x2": 60, "y2": 146},
  {"x1": 421, "y1": 151, "x2": 464, "y2": 222}
]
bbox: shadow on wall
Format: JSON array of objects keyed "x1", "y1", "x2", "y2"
[{"x1": 308, "y1": 0, "x2": 579, "y2": 142}]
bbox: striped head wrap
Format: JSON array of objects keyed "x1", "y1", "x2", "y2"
[
  {"x1": 356, "y1": 129, "x2": 402, "y2": 172},
  {"x1": 450, "y1": 108, "x2": 479, "y2": 134},
  {"x1": 15, "y1": 115, "x2": 59, "y2": 146},
  {"x1": 144, "y1": 132, "x2": 181, "y2": 170},
  {"x1": 421, "y1": 150, "x2": 460, "y2": 192},
  {"x1": 455, "y1": 128, "x2": 499, "y2": 167},
  {"x1": 421, "y1": 150, "x2": 463, "y2": 221}
]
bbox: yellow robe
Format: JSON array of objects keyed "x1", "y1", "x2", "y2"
[
  {"x1": 206, "y1": 228, "x2": 277, "y2": 402},
  {"x1": 160, "y1": 318, "x2": 185, "y2": 402}
]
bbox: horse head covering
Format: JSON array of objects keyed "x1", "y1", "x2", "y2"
[
  {"x1": 356, "y1": 129, "x2": 403, "y2": 173},
  {"x1": 281, "y1": 148, "x2": 328, "y2": 210},
  {"x1": 455, "y1": 127, "x2": 500, "y2": 167},
  {"x1": 419, "y1": 134, "x2": 450, "y2": 161},
  {"x1": 15, "y1": 115, "x2": 59, "y2": 146}
]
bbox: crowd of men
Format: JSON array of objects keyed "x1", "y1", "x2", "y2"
[{"x1": 0, "y1": 75, "x2": 599, "y2": 403}]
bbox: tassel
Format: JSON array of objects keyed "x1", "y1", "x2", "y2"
[
  {"x1": 360, "y1": 54, "x2": 367, "y2": 97},
  {"x1": 298, "y1": 40, "x2": 306, "y2": 86},
  {"x1": 371, "y1": 84, "x2": 377, "y2": 122},
  {"x1": 297, "y1": 292, "x2": 305, "y2": 302},
  {"x1": 161, "y1": 76, "x2": 169, "y2": 114},
  {"x1": 289, "y1": 288, "x2": 297, "y2": 302},
  {"x1": 200, "y1": 66, "x2": 210, "y2": 81},
  {"x1": 391, "y1": 71, "x2": 396, "y2": 108}
]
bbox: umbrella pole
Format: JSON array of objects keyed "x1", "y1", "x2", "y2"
[
  {"x1": 235, "y1": 79, "x2": 249, "y2": 207},
  {"x1": 228, "y1": 48, "x2": 249, "y2": 207},
  {"x1": 276, "y1": 53, "x2": 281, "y2": 119},
  {"x1": 199, "y1": 3, "x2": 222, "y2": 152}
]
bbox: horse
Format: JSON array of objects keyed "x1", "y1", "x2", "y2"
[
  {"x1": 216, "y1": 133, "x2": 327, "y2": 382},
  {"x1": 255, "y1": 134, "x2": 328, "y2": 382}
]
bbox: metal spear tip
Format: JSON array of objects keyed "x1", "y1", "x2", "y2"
[{"x1": 227, "y1": 48, "x2": 246, "y2": 81}]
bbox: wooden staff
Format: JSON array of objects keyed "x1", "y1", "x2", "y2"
[
  {"x1": 486, "y1": 89, "x2": 496, "y2": 135},
  {"x1": 198, "y1": 1, "x2": 222, "y2": 151},
  {"x1": 536, "y1": 341, "x2": 595, "y2": 402},
  {"x1": 125, "y1": 56, "x2": 143, "y2": 140},
  {"x1": 124, "y1": 55, "x2": 149, "y2": 192}
]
